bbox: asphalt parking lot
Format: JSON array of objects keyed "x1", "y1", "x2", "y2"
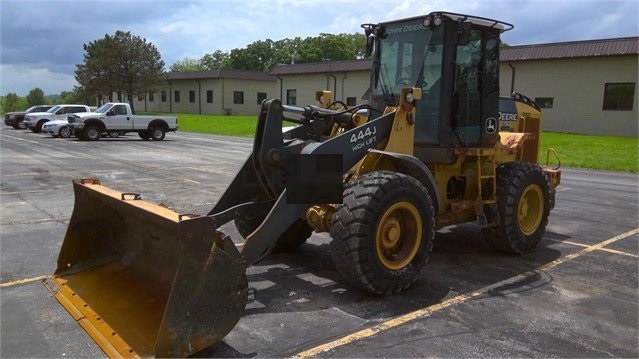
[{"x1": 1, "y1": 126, "x2": 637, "y2": 358}]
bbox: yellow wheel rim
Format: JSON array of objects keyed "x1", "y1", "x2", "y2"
[
  {"x1": 518, "y1": 184, "x2": 544, "y2": 236},
  {"x1": 375, "y1": 201, "x2": 422, "y2": 270}
]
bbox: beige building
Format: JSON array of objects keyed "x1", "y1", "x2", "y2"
[
  {"x1": 137, "y1": 37, "x2": 637, "y2": 137},
  {"x1": 270, "y1": 60, "x2": 372, "y2": 107},
  {"x1": 500, "y1": 37, "x2": 638, "y2": 137},
  {"x1": 134, "y1": 69, "x2": 276, "y2": 116}
]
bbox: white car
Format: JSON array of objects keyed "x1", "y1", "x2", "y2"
[
  {"x1": 41, "y1": 119, "x2": 73, "y2": 138},
  {"x1": 23, "y1": 104, "x2": 90, "y2": 133}
]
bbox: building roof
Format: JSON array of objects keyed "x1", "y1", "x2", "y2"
[
  {"x1": 167, "y1": 69, "x2": 275, "y2": 82},
  {"x1": 500, "y1": 37, "x2": 638, "y2": 62},
  {"x1": 271, "y1": 59, "x2": 372, "y2": 75}
]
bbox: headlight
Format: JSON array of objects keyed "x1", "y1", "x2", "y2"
[
  {"x1": 405, "y1": 92, "x2": 414, "y2": 103},
  {"x1": 9, "y1": 114, "x2": 15, "y2": 119}
]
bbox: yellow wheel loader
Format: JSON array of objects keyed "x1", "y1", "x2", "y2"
[{"x1": 44, "y1": 11, "x2": 561, "y2": 357}]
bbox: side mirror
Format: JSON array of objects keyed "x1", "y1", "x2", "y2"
[
  {"x1": 365, "y1": 36, "x2": 374, "y2": 57},
  {"x1": 56, "y1": 109, "x2": 64, "y2": 115},
  {"x1": 107, "y1": 110, "x2": 115, "y2": 116}
]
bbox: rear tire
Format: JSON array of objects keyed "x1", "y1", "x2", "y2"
[
  {"x1": 483, "y1": 162, "x2": 550, "y2": 254},
  {"x1": 150, "y1": 126, "x2": 166, "y2": 141},
  {"x1": 330, "y1": 171, "x2": 435, "y2": 294},
  {"x1": 139, "y1": 131, "x2": 151, "y2": 140}
]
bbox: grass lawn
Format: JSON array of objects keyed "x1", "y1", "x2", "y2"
[
  {"x1": 540, "y1": 132, "x2": 637, "y2": 173},
  {"x1": 172, "y1": 113, "x2": 638, "y2": 173}
]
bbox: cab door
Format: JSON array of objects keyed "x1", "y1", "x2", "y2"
[{"x1": 106, "y1": 104, "x2": 133, "y2": 130}]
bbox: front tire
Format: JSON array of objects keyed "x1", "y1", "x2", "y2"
[
  {"x1": 58, "y1": 126, "x2": 71, "y2": 138},
  {"x1": 483, "y1": 162, "x2": 550, "y2": 254},
  {"x1": 235, "y1": 215, "x2": 312, "y2": 253},
  {"x1": 330, "y1": 171, "x2": 435, "y2": 294},
  {"x1": 83, "y1": 125, "x2": 101, "y2": 141},
  {"x1": 13, "y1": 119, "x2": 26, "y2": 130}
]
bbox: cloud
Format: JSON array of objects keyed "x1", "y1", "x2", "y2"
[
  {"x1": 0, "y1": 0, "x2": 636, "y2": 96},
  {"x1": 0, "y1": 64, "x2": 76, "y2": 96}
]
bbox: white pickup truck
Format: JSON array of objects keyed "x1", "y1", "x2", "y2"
[{"x1": 68, "y1": 102, "x2": 178, "y2": 141}]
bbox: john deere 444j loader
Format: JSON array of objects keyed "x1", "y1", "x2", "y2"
[{"x1": 45, "y1": 11, "x2": 561, "y2": 357}]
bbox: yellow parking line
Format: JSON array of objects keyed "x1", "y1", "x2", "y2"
[
  {"x1": 547, "y1": 238, "x2": 638, "y2": 258},
  {"x1": 0, "y1": 275, "x2": 47, "y2": 288},
  {"x1": 295, "y1": 228, "x2": 639, "y2": 359}
]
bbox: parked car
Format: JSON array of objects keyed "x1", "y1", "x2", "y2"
[
  {"x1": 4, "y1": 105, "x2": 53, "y2": 129},
  {"x1": 23, "y1": 104, "x2": 90, "y2": 133},
  {"x1": 41, "y1": 119, "x2": 73, "y2": 138},
  {"x1": 69, "y1": 102, "x2": 177, "y2": 141}
]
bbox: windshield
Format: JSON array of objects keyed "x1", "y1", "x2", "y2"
[
  {"x1": 95, "y1": 104, "x2": 113, "y2": 113},
  {"x1": 46, "y1": 105, "x2": 61, "y2": 113},
  {"x1": 371, "y1": 19, "x2": 444, "y2": 108}
]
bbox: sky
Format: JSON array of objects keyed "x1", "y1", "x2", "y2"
[{"x1": 0, "y1": 0, "x2": 637, "y2": 96}]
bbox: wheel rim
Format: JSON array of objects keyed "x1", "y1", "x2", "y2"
[
  {"x1": 518, "y1": 184, "x2": 544, "y2": 236},
  {"x1": 60, "y1": 127, "x2": 70, "y2": 137},
  {"x1": 18, "y1": 121, "x2": 26, "y2": 129},
  {"x1": 87, "y1": 128, "x2": 99, "y2": 139},
  {"x1": 375, "y1": 201, "x2": 422, "y2": 270},
  {"x1": 153, "y1": 128, "x2": 163, "y2": 139}
]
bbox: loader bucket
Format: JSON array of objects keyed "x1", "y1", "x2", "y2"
[{"x1": 44, "y1": 178, "x2": 248, "y2": 358}]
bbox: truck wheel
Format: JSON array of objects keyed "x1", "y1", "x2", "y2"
[
  {"x1": 83, "y1": 125, "x2": 101, "y2": 141},
  {"x1": 483, "y1": 162, "x2": 550, "y2": 254},
  {"x1": 139, "y1": 131, "x2": 151, "y2": 140},
  {"x1": 235, "y1": 215, "x2": 312, "y2": 253},
  {"x1": 14, "y1": 120, "x2": 26, "y2": 130},
  {"x1": 58, "y1": 126, "x2": 71, "y2": 138},
  {"x1": 35, "y1": 120, "x2": 47, "y2": 133},
  {"x1": 330, "y1": 171, "x2": 435, "y2": 294},
  {"x1": 150, "y1": 126, "x2": 166, "y2": 141}
]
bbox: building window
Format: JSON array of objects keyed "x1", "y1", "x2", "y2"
[
  {"x1": 161, "y1": 90, "x2": 167, "y2": 102},
  {"x1": 234, "y1": 91, "x2": 244, "y2": 104},
  {"x1": 174, "y1": 90, "x2": 180, "y2": 103},
  {"x1": 149, "y1": 92, "x2": 154, "y2": 102},
  {"x1": 257, "y1": 92, "x2": 267, "y2": 104},
  {"x1": 287, "y1": 89, "x2": 297, "y2": 105},
  {"x1": 189, "y1": 90, "x2": 195, "y2": 103},
  {"x1": 207, "y1": 90, "x2": 213, "y2": 103},
  {"x1": 535, "y1": 97, "x2": 553, "y2": 109},
  {"x1": 603, "y1": 83, "x2": 635, "y2": 111},
  {"x1": 346, "y1": 97, "x2": 357, "y2": 106}
]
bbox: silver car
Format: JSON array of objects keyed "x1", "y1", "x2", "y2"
[{"x1": 41, "y1": 119, "x2": 73, "y2": 138}]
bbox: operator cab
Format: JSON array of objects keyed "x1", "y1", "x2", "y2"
[{"x1": 364, "y1": 12, "x2": 513, "y2": 163}]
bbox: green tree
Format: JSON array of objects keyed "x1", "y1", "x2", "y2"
[
  {"x1": 169, "y1": 57, "x2": 205, "y2": 72},
  {"x1": 61, "y1": 87, "x2": 94, "y2": 105},
  {"x1": 2, "y1": 92, "x2": 21, "y2": 112},
  {"x1": 226, "y1": 39, "x2": 277, "y2": 72},
  {"x1": 76, "y1": 30, "x2": 165, "y2": 112},
  {"x1": 26, "y1": 88, "x2": 46, "y2": 107},
  {"x1": 200, "y1": 50, "x2": 230, "y2": 70}
]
